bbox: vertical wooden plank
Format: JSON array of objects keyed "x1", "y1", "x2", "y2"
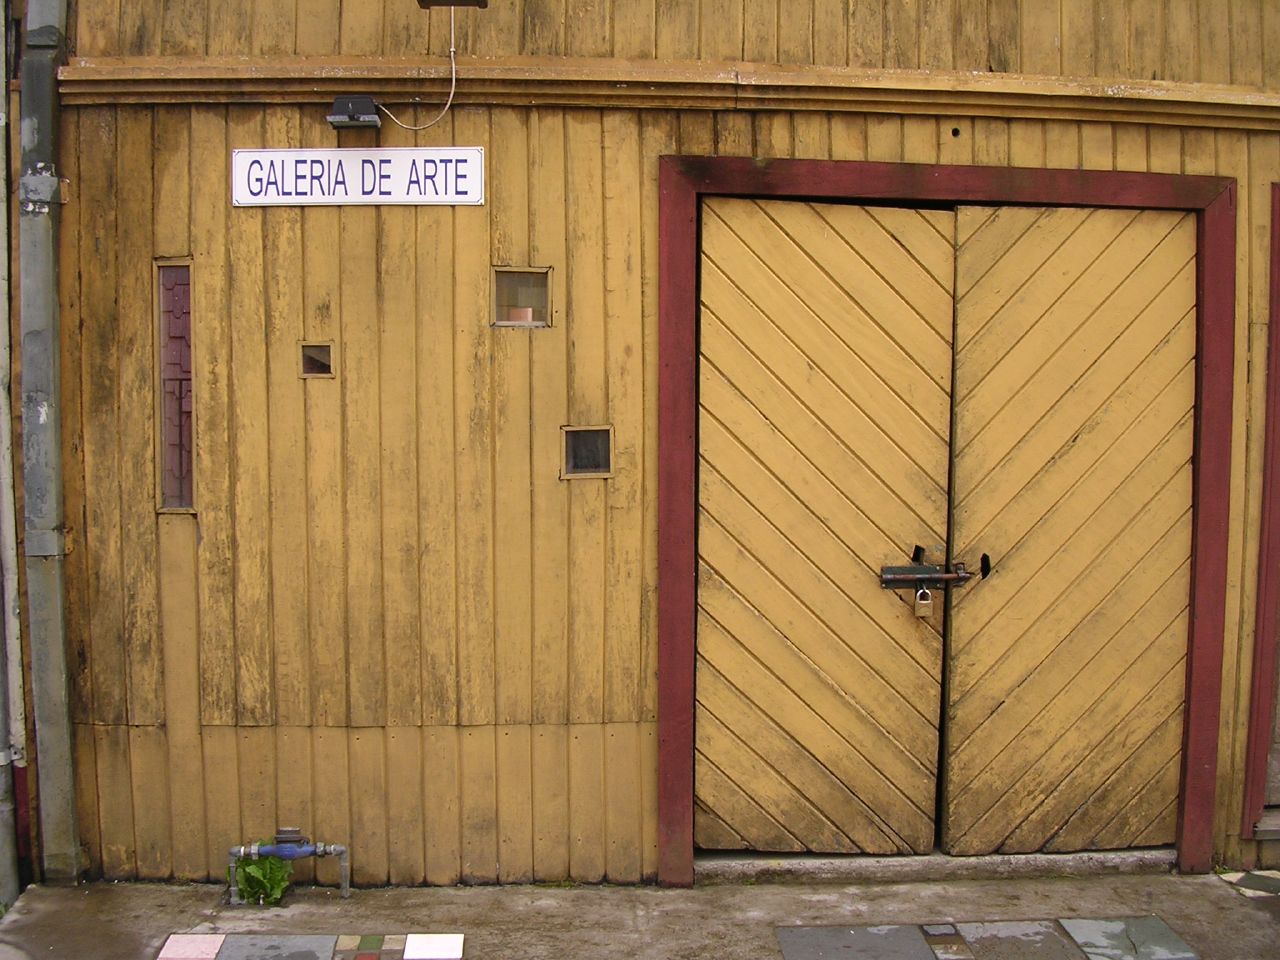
[
  {"x1": 383, "y1": 0, "x2": 432, "y2": 55},
  {"x1": 866, "y1": 115, "x2": 902, "y2": 162},
  {"x1": 496, "y1": 725, "x2": 534, "y2": 882},
  {"x1": 378, "y1": 116, "x2": 423, "y2": 729},
  {"x1": 973, "y1": 118, "x2": 1009, "y2": 166},
  {"x1": 129, "y1": 728, "x2": 171, "y2": 878},
  {"x1": 604, "y1": 723, "x2": 642, "y2": 882},
  {"x1": 1044, "y1": 121, "x2": 1081, "y2": 168},
  {"x1": 1019, "y1": 0, "x2": 1060, "y2": 75},
  {"x1": 491, "y1": 108, "x2": 534, "y2": 728},
  {"x1": 60, "y1": 107, "x2": 92, "y2": 728},
  {"x1": 1163, "y1": 0, "x2": 1198, "y2": 82},
  {"x1": 253, "y1": 0, "x2": 297, "y2": 55},
  {"x1": 639, "y1": 113, "x2": 678, "y2": 723},
  {"x1": 1198, "y1": 0, "x2": 1231, "y2": 83},
  {"x1": 95, "y1": 725, "x2": 135, "y2": 877},
  {"x1": 678, "y1": 113, "x2": 715, "y2": 155},
  {"x1": 190, "y1": 106, "x2": 236, "y2": 726},
  {"x1": 714, "y1": 112, "x2": 754, "y2": 156},
  {"x1": 902, "y1": 116, "x2": 938, "y2": 164},
  {"x1": 387, "y1": 729, "x2": 425, "y2": 885},
  {"x1": 116, "y1": 108, "x2": 164, "y2": 726},
  {"x1": 296, "y1": 0, "x2": 340, "y2": 54},
  {"x1": 227, "y1": 108, "x2": 274, "y2": 727},
  {"x1": 566, "y1": 111, "x2": 608, "y2": 725},
  {"x1": 567, "y1": 0, "x2": 610, "y2": 57},
  {"x1": 1129, "y1": 0, "x2": 1165, "y2": 80},
  {"x1": 340, "y1": 0, "x2": 383, "y2": 54},
  {"x1": 778, "y1": 0, "x2": 814, "y2": 63},
  {"x1": 603, "y1": 112, "x2": 645, "y2": 723},
  {"x1": 473, "y1": 0, "x2": 524, "y2": 56},
  {"x1": 301, "y1": 111, "x2": 347, "y2": 727},
  {"x1": 161, "y1": 0, "x2": 208, "y2": 55},
  {"x1": 532, "y1": 724, "x2": 570, "y2": 879},
  {"x1": 159, "y1": 515, "x2": 207, "y2": 879},
  {"x1": 237, "y1": 727, "x2": 276, "y2": 842},
  {"x1": 77, "y1": 0, "x2": 122, "y2": 56},
  {"x1": 275, "y1": 727, "x2": 315, "y2": 883},
  {"x1": 639, "y1": 721, "x2": 659, "y2": 879},
  {"x1": 1114, "y1": 124, "x2": 1149, "y2": 172},
  {"x1": 830, "y1": 113, "x2": 868, "y2": 161},
  {"x1": 73, "y1": 726, "x2": 102, "y2": 874},
  {"x1": 1079, "y1": 122, "x2": 1113, "y2": 170},
  {"x1": 1230, "y1": 0, "x2": 1264, "y2": 86},
  {"x1": 311, "y1": 726, "x2": 350, "y2": 886},
  {"x1": 261, "y1": 107, "x2": 310, "y2": 727},
  {"x1": 349, "y1": 729, "x2": 390, "y2": 885},
  {"x1": 744, "y1": 0, "x2": 779, "y2": 62},
  {"x1": 201, "y1": 726, "x2": 240, "y2": 878},
  {"x1": 1096, "y1": 0, "x2": 1128, "y2": 78},
  {"x1": 1060, "y1": 0, "x2": 1095, "y2": 77},
  {"x1": 951, "y1": 0, "x2": 984, "y2": 71},
  {"x1": 524, "y1": 0, "x2": 566, "y2": 55},
  {"x1": 207, "y1": 0, "x2": 252, "y2": 56},
  {"x1": 417, "y1": 117, "x2": 459, "y2": 728},
  {"x1": 613, "y1": 0, "x2": 656, "y2": 57},
  {"x1": 1265, "y1": 2, "x2": 1280, "y2": 90},
  {"x1": 569, "y1": 724, "x2": 605, "y2": 881},
  {"x1": 424, "y1": 726, "x2": 462, "y2": 884},
  {"x1": 755, "y1": 112, "x2": 794, "y2": 158},
  {"x1": 700, "y1": 0, "x2": 743, "y2": 59},
  {"x1": 885, "y1": 0, "x2": 920, "y2": 69},
  {"x1": 453, "y1": 108, "x2": 496, "y2": 727},
  {"x1": 939, "y1": 118, "x2": 974, "y2": 165},
  {"x1": 120, "y1": 0, "x2": 163, "y2": 55},
  {"x1": 79, "y1": 108, "x2": 126, "y2": 728},
  {"x1": 1148, "y1": 126, "x2": 1182, "y2": 174},
  {"x1": 153, "y1": 107, "x2": 191, "y2": 257},
  {"x1": 460, "y1": 726, "x2": 499, "y2": 883},
  {"x1": 656, "y1": 0, "x2": 699, "y2": 59},
  {"x1": 987, "y1": 0, "x2": 1019, "y2": 72},
  {"x1": 917, "y1": 0, "x2": 953, "y2": 70},
  {"x1": 1008, "y1": 119, "x2": 1046, "y2": 168},
  {"x1": 792, "y1": 114, "x2": 831, "y2": 159}
]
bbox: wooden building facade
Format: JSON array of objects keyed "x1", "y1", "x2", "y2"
[{"x1": 29, "y1": 0, "x2": 1280, "y2": 885}]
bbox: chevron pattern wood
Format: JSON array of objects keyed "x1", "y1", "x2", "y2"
[
  {"x1": 694, "y1": 198, "x2": 954, "y2": 854},
  {"x1": 943, "y1": 206, "x2": 1195, "y2": 855}
]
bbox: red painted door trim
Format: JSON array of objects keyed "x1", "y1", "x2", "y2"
[
  {"x1": 656, "y1": 157, "x2": 1236, "y2": 885},
  {"x1": 1241, "y1": 184, "x2": 1280, "y2": 841}
]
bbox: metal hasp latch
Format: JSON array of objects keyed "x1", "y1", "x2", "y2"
[{"x1": 879, "y1": 563, "x2": 974, "y2": 590}]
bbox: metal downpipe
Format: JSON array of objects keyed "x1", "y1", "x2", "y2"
[{"x1": 18, "y1": 0, "x2": 77, "y2": 883}]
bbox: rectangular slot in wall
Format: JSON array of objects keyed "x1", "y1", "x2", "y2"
[
  {"x1": 493, "y1": 267, "x2": 551, "y2": 327},
  {"x1": 158, "y1": 262, "x2": 193, "y2": 510},
  {"x1": 561, "y1": 425, "x2": 613, "y2": 479}
]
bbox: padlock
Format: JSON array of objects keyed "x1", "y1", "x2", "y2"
[{"x1": 914, "y1": 587, "x2": 933, "y2": 618}]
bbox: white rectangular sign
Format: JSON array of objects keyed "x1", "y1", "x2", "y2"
[{"x1": 231, "y1": 147, "x2": 484, "y2": 207}]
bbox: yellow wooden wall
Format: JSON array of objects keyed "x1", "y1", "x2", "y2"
[
  {"x1": 57, "y1": 98, "x2": 1280, "y2": 879},
  {"x1": 67, "y1": 0, "x2": 1280, "y2": 88}
]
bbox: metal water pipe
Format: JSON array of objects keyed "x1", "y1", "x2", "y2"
[{"x1": 19, "y1": 0, "x2": 77, "y2": 883}]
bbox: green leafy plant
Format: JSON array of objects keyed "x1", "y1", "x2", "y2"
[{"x1": 233, "y1": 851, "x2": 292, "y2": 906}]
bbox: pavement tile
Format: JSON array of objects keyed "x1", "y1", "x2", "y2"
[
  {"x1": 956, "y1": 921, "x2": 1086, "y2": 959},
  {"x1": 359, "y1": 935, "x2": 385, "y2": 950},
  {"x1": 1234, "y1": 872, "x2": 1280, "y2": 894},
  {"x1": 776, "y1": 925, "x2": 935, "y2": 960},
  {"x1": 403, "y1": 933, "x2": 465, "y2": 960},
  {"x1": 216, "y1": 934, "x2": 339, "y2": 960},
  {"x1": 157, "y1": 934, "x2": 225, "y2": 959},
  {"x1": 923, "y1": 931, "x2": 975, "y2": 959},
  {"x1": 923, "y1": 925, "x2": 957, "y2": 936},
  {"x1": 1217, "y1": 872, "x2": 1245, "y2": 883},
  {"x1": 383, "y1": 936, "x2": 407, "y2": 950},
  {"x1": 337, "y1": 936, "x2": 361, "y2": 950},
  {"x1": 1059, "y1": 917, "x2": 1197, "y2": 960}
]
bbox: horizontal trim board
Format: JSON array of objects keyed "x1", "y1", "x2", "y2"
[{"x1": 58, "y1": 56, "x2": 1280, "y2": 130}]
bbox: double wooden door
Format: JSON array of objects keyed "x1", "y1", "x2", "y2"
[{"x1": 694, "y1": 197, "x2": 1196, "y2": 855}]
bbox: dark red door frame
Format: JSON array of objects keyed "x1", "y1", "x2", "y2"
[
  {"x1": 657, "y1": 156, "x2": 1237, "y2": 886},
  {"x1": 1241, "y1": 184, "x2": 1280, "y2": 842}
]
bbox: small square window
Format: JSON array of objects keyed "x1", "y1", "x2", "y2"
[
  {"x1": 494, "y1": 267, "x2": 551, "y2": 327},
  {"x1": 561, "y1": 425, "x2": 613, "y2": 479},
  {"x1": 300, "y1": 341, "x2": 335, "y2": 378}
]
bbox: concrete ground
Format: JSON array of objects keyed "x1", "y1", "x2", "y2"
[{"x1": 0, "y1": 868, "x2": 1276, "y2": 960}]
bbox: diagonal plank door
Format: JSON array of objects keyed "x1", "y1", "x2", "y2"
[
  {"x1": 943, "y1": 206, "x2": 1195, "y2": 855},
  {"x1": 695, "y1": 198, "x2": 954, "y2": 854}
]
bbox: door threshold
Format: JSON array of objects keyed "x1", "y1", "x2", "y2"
[{"x1": 693, "y1": 848, "x2": 1176, "y2": 885}]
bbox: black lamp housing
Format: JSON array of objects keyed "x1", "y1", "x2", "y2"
[
  {"x1": 326, "y1": 95, "x2": 381, "y2": 129},
  {"x1": 418, "y1": 0, "x2": 488, "y2": 6}
]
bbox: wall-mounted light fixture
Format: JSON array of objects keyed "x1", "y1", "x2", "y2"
[
  {"x1": 418, "y1": 0, "x2": 488, "y2": 6},
  {"x1": 326, "y1": 95, "x2": 381, "y2": 130}
]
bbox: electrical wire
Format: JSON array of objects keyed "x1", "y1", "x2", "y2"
[{"x1": 378, "y1": 8, "x2": 457, "y2": 132}]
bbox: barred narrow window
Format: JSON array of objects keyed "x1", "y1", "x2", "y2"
[{"x1": 159, "y1": 265, "x2": 193, "y2": 509}]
